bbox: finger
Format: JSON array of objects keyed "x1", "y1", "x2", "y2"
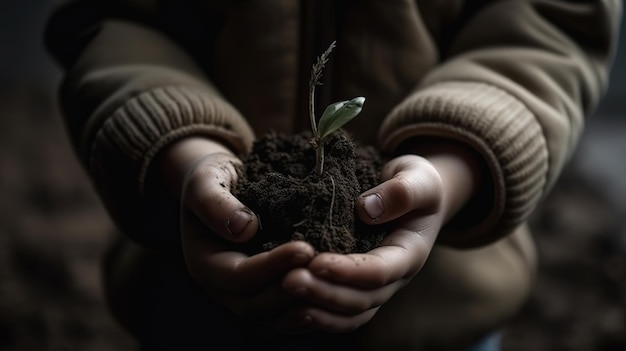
[
  {"x1": 283, "y1": 268, "x2": 404, "y2": 315},
  {"x1": 182, "y1": 210, "x2": 315, "y2": 293},
  {"x1": 356, "y1": 155, "x2": 442, "y2": 225},
  {"x1": 182, "y1": 153, "x2": 258, "y2": 242},
  {"x1": 287, "y1": 249, "x2": 409, "y2": 290},
  {"x1": 204, "y1": 242, "x2": 316, "y2": 292},
  {"x1": 303, "y1": 220, "x2": 436, "y2": 289}
]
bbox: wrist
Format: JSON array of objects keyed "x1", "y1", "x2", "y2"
[
  {"x1": 159, "y1": 137, "x2": 235, "y2": 197},
  {"x1": 405, "y1": 138, "x2": 485, "y2": 223}
]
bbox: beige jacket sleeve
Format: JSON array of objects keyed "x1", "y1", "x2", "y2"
[
  {"x1": 45, "y1": 1, "x2": 254, "y2": 249},
  {"x1": 379, "y1": 0, "x2": 622, "y2": 247}
]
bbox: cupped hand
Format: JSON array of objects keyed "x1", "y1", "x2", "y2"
[
  {"x1": 181, "y1": 209, "x2": 316, "y2": 332},
  {"x1": 161, "y1": 137, "x2": 317, "y2": 333},
  {"x1": 281, "y1": 141, "x2": 481, "y2": 333},
  {"x1": 282, "y1": 155, "x2": 445, "y2": 332}
]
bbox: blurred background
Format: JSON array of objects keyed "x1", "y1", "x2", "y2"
[{"x1": 0, "y1": 1, "x2": 624, "y2": 350}]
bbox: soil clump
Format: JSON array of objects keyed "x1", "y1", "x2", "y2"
[{"x1": 232, "y1": 131, "x2": 390, "y2": 255}]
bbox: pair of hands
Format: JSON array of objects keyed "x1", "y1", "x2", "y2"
[{"x1": 159, "y1": 136, "x2": 479, "y2": 335}]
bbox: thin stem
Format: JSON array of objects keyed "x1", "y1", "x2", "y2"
[
  {"x1": 316, "y1": 144, "x2": 324, "y2": 175},
  {"x1": 309, "y1": 83, "x2": 318, "y2": 137},
  {"x1": 309, "y1": 41, "x2": 336, "y2": 176},
  {"x1": 309, "y1": 41, "x2": 336, "y2": 141}
]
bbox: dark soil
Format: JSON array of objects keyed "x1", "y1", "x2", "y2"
[{"x1": 232, "y1": 131, "x2": 390, "y2": 255}]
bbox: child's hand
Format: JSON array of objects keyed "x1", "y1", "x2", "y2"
[
  {"x1": 161, "y1": 137, "x2": 258, "y2": 243},
  {"x1": 181, "y1": 208, "x2": 316, "y2": 332},
  {"x1": 160, "y1": 137, "x2": 317, "y2": 332},
  {"x1": 282, "y1": 141, "x2": 482, "y2": 333}
]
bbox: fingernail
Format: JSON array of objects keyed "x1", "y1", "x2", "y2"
[
  {"x1": 227, "y1": 209, "x2": 254, "y2": 236},
  {"x1": 362, "y1": 193, "x2": 384, "y2": 220}
]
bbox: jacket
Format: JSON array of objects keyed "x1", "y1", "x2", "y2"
[
  {"x1": 45, "y1": 0, "x2": 621, "y2": 250},
  {"x1": 44, "y1": 0, "x2": 621, "y2": 348}
]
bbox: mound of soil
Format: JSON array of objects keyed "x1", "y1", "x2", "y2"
[{"x1": 232, "y1": 131, "x2": 390, "y2": 255}]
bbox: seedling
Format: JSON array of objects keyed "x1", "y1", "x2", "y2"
[{"x1": 309, "y1": 41, "x2": 365, "y2": 176}]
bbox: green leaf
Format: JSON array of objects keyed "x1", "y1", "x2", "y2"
[
  {"x1": 317, "y1": 97, "x2": 365, "y2": 140},
  {"x1": 318, "y1": 100, "x2": 347, "y2": 130}
]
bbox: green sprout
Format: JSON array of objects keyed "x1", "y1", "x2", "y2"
[{"x1": 309, "y1": 41, "x2": 365, "y2": 176}]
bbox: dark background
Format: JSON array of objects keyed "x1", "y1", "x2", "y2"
[{"x1": 0, "y1": 1, "x2": 624, "y2": 350}]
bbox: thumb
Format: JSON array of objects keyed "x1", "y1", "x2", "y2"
[
  {"x1": 355, "y1": 155, "x2": 442, "y2": 225},
  {"x1": 181, "y1": 153, "x2": 259, "y2": 243}
]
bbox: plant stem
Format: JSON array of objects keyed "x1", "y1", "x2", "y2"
[
  {"x1": 315, "y1": 143, "x2": 324, "y2": 175},
  {"x1": 309, "y1": 41, "x2": 336, "y2": 176},
  {"x1": 309, "y1": 80, "x2": 318, "y2": 137}
]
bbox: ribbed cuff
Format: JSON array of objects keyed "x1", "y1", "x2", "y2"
[
  {"x1": 89, "y1": 85, "x2": 255, "y2": 194},
  {"x1": 379, "y1": 81, "x2": 548, "y2": 246}
]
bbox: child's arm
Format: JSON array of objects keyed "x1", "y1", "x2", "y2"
[
  {"x1": 378, "y1": 0, "x2": 622, "y2": 247},
  {"x1": 45, "y1": 1, "x2": 254, "y2": 250}
]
